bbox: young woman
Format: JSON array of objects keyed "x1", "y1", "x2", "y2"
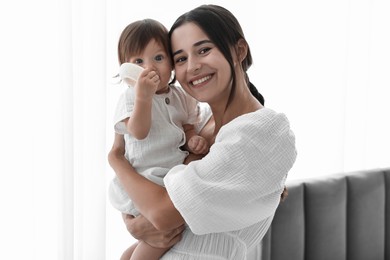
[{"x1": 109, "y1": 5, "x2": 297, "y2": 259}]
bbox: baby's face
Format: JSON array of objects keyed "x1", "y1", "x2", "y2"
[{"x1": 125, "y1": 39, "x2": 172, "y2": 91}]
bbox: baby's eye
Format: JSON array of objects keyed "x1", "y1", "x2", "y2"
[
  {"x1": 155, "y1": 54, "x2": 164, "y2": 61},
  {"x1": 134, "y1": 59, "x2": 143, "y2": 64}
]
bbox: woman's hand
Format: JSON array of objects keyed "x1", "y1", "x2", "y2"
[{"x1": 122, "y1": 214, "x2": 185, "y2": 248}]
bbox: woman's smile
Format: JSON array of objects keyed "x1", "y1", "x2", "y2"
[{"x1": 190, "y1": 74, "x2": 212, "y2": 87}]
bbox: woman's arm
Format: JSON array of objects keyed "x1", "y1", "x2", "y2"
[
  {"x1": 122, "y1": 214, "x2": 185, "y2": 248},
  {"x1": 108, "y1": 133, "x2": 185, "y2": 231}
]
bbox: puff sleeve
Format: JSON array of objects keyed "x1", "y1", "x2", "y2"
[
  {"x1": 163, "y1": 108, "x2": 297, "y2": 235},
  {"x1": 113, "y1": 87, "x2": 135, "y2": 134}
]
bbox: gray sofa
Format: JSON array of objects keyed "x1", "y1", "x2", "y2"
[{"x1": 261, "y1": 168, "x2": 390, "y2": 260}]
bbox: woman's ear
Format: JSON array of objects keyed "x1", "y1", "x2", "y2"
[{"x1": 236, "y1": 38, "x2": 248, "y2": 63}]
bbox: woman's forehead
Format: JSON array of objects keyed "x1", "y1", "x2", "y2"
[{"x1": 171, "y1": 22, "x2": 209, "y2": 51}]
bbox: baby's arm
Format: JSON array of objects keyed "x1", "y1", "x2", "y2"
[
  {"x1": 183, "y1": 124, "x2": 209, "y2": 155},
  {"x1": 125, "y1": 69, "x2": 160, "y2": 139}
]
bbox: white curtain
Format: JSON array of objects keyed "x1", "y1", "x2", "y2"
[
  {"x1": 1, "y1": 0, "x2": 107, "y2": 259},
  {"x1": 0, "y1": 0, "x2": 389, "y2": 259}
]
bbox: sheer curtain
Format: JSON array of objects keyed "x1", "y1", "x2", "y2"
[
  {"x1": 1, "y1": 0, "x2": 107, "y2": 259},
  {"x1": 55, "y1": 0, "x2": 108, "y2": 258},
  {"x1": 0, "y1": 0, "x2": 389, "y2": 259}
]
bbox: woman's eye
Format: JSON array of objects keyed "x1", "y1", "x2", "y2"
[
  {"x1": 175, "y1": 56, "x2": 187, "y2": 64},
  {"x1": 199, "y1": 47, "x2": 211, "y2": 55}
]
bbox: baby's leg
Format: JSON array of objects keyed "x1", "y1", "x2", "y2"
[
  {"x1": 120, "y1": 242, "x2": 138, "y2": 260},
  {"x1": 130, "y1": 240, "x2": 170, "y2": 260}
]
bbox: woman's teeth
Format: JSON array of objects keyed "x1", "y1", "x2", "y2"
[{"x1": 192, "y1": 75, "x2": 211, "y2": 86}]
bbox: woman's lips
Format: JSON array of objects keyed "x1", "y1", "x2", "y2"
[{"x1": 190, "y1": 75, "x2": 212, "y2": 87}]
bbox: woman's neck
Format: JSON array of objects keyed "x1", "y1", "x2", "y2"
[{"x1": 210, "y1": 84, "x2": 263, "y2": 133}]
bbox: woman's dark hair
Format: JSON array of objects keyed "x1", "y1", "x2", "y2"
[{"x1": 168, "y1": 4, "x2": 264, "y2": 105}]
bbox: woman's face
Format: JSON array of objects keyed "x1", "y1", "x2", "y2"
[{"x1": 170, "y1": 22, "x2": 232, "y2": 104}]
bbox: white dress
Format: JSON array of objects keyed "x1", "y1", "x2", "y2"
[
  {"x1": 162, "y1": 107, "x2": 297, "y2": 259},
  {"x1": 109, "y1": 85, "x2": 199, "y2": 215}
]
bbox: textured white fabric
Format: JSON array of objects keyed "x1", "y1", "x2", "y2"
[
  {"x1": 162, "y1": 107, "x2": 297, "y2": 259},
  {"x1": 109, "y1": 85, "x2": 199, "y2": 215}
]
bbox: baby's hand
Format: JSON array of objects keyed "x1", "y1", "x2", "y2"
[
  {"x1": 135, "y1": 68, "x2": 160, "y2": 100},
  {"x1": 187, "y1": 135, "x2": 209, "y2": 155}
]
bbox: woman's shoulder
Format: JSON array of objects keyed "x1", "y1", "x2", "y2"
[
  {"x1": 218, "y1": 107, "x2": 296, "y2": 159},
  {"x1": 225, "y1": 107, "x2": 291, "y2": 134}
]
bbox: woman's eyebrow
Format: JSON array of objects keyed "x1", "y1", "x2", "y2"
[
  {"x1": 172, "y1": 49, "x2": 183, "y2": 57},
  {"x1": 172, "y1": 40, "x2": 213, "y2": 57},
  {"x1": 194, "y1": 39, "x2": 212, "y2": 47}
]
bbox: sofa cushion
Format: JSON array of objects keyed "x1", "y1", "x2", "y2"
[
  {"x1": 261, "y1": 168, "x2": 390, "y2": 260},
  {"x1": 347, "y1": 170, "x2": 386, "y2": 260},
  {"x1": 305, "y1": 175, "x2": 347, "y2": 260},
  {"x1": 270, "y1": 181, "x2": 305, "y2": 260}
]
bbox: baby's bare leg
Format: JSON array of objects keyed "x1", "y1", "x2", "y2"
[{"x1": 130, "y1": 240, "x2": 170, "y2": 260}]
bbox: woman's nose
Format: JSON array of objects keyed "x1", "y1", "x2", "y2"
[{"x1": 187, "y1": 56, "x2": 201, "y2": 73}]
